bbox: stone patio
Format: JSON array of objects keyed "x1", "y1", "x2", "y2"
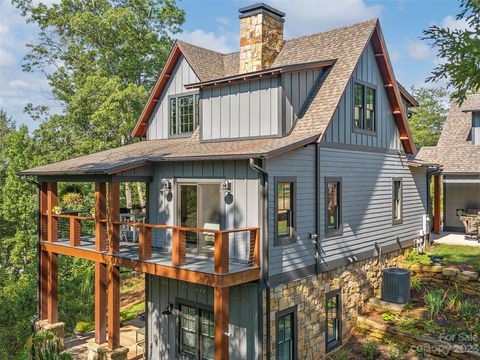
[
  {"x1": 63, "y1": 320, "x2": 145, "y2": 360},
  {"x1": 432, "y1": 231, "x2": 480, "y2": 246}
]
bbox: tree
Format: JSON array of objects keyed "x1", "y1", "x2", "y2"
[
  {"x1": 409, "y1": 87, "x2": 449, "y2": 148},
  {"x1": 422, "y1": 0, "x2": 480, "y2": 104}
]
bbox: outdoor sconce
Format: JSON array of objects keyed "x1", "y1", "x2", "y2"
[
  {"x1": 160, "y1": 179, "x2": 172, "y2": 193},
  {"x1": 162, "y1": 303, "x2": 174, "y2": 315},
  {"x1": 221, "y1": 180, "x2": 232, "y2": 193}
]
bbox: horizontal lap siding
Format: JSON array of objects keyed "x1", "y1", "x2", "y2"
[
  {"x1": 148, "y1": 160, "x2": 260, "y2": 261},
  {"x1": 266, "y1": 145, "x2": 317, "y2": 276},
  {"x1": 147, "y1": 276, "x2": 258, "y2": 360},
  {"x1": 324, "y1": 43, "x2": 402, "y2": 150},
  {"x1": 319, "y1": 147, "x2": 427, "y2": 264},
  {"x1": 146, "y1": 56, "x2": 199, "y2": 140},
  {"x1": 201, "y1": 77, "x2": 280, "y2": 140}
]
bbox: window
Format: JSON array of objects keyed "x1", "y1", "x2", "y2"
[
  {"x1": 326, "y1": 290, "x2": 342, "y2": 352},
  {"x1": 275, "y1": 178, "x2": 296, "y2": 245},
  {"x1": 170, "y1": 93, "x2": 200, "y2": 136},
  {"x1": 325, "y1": 178, "x2": 342, "y2": 237},
  {"x1": 353, "y1": 82, "x2": 376, "y2": 132},
  {"x1": 276, "y1": 307, "x2": 297, "y2": 360},
  {"x1": 179, "y1": 304, "x2": 214, "y2": 359},
  {"x1": 392, "y1": 179, "x2": 403, "y2": 224}
]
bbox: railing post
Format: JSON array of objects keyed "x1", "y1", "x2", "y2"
[
  {"x1": 94, "y1": 182, "x2": 107, "y2": 345},
  {"x1": 139, "y1": 227, "x2": 152, "y2": 260},
  {"x1": 172, "y1": 229, "x2": 186, "y2": 266},
  {"x1": 252, "y1": 229, "x2": 260, "y2": 267},
  {"x1": 214, "y1": 286, "x2": 229, "y2": 360},
  {"x1": 214, "y1": 232, "x2": 229, "y2": 274},
  {"x1": 107, "y1": 183, "x2": 120, "y2": 254},
  {"x1": 46, "y1": 182, "x2": 58, "y2": 324},
  {"x1": 69, "y1": 217, "x2": 81, "y2": 247},
  {"x1": 39, "y1": 183, "x2": 48, "y2": 320}
]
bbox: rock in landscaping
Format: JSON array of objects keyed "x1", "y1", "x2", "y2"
[{"x1": 367, "y1": 297, "x2": 406, "y2": 315}]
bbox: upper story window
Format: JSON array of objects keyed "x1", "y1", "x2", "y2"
[
  {"x1": 170, "y1": 92, "x2": 200, "y2": 136},
  {"x1": 275, "y1": 178, "x2": 296, "y2": 246},
  {"x1": 325, "y1": 178, "x2": 342, "y2": 237},
  {"x1": 392, "y1": 178, "x2": 403, "y2": 225},
  {"x1": 353, "y1": 82, "x2": 376, "y2": 133}
]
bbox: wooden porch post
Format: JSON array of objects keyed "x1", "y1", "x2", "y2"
[
  {"x1": 433, "y1": 174, "x2": 441, "y2": 234},
  {"x1": 95, "y1": 183, "x2": 107, "y2": 344},
  {"x1": 107, "y1": 183, "x2": 120, "y2": 350},
  {"x1": 39, "y1": 183, "x2": 48, "y2": 320},
  {"x1": 214, "y1": 287, "x2": 229, "y2": 360},
  {"x1": 46, "y1": 182, "x2": 58, "y2": 323}
]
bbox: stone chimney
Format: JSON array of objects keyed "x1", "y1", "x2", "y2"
[{"x1": 239, "y1": 3, "x2": 285, "y2": 73}]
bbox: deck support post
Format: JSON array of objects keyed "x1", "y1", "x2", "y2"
[
  {"x1": 39, "y1": 183, "x2": 48, "y2": 320},
  {"x1": 46, "y1": 182, "x2": 58, "y2": 324},
  {"x1": 433, "y1": 174, "x2": 441, "y2": 234},
  {"x1": 95, "y1": 183, "x2": 107, "y2": 344},
  {"x1": 214, "y1": 287, "x2": 229, "y2": 360},
  {"x1": 214, "y1": 232, "x2": 229, "y2": 274},
  {"x1": 139, "y1": 227, "x2": 152, "y2": 260},
  {"x1": 107, "y1": 183, "x2": 120, "y2": 350},
  {"x1": 172, "y1": 229, "x2": 186, "y2": 266}
]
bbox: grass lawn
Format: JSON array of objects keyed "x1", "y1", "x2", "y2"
[
  {"x1": 120, "y1": 301, "x2": 145, "y2": 322},
  {"x1": 428, "y1": 244, "x2": 480, "y2": 269}
]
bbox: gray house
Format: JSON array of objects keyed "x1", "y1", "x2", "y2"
[
  {"x1": 21, "y1": 4, "x2": 428, "y2": 360},
  {"x1": 417, "y1": 94, "x2": 480, "y2": 234}
]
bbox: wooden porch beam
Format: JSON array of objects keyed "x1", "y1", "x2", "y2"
[
  {"x1": 214, "y1": 232, "x2": 229, "y2": 274},
  {"x1": 433, "y1": 174, "x2": 441, "y2": 234},
  {"x1": 172, "y1": 229, "x2": 186, "y2": 267},
  {"x1": 214, "y1": 287, "x2": 229, "y2": 360},
  {"x1": 47, "y1": 182, "x2": 58, "y2": 243},
  {"x1": 139, "y1": 227, "x2": 152, "y2": 260},
  {"x1": 95, "y1": 183, "x2": 107, "y2": 252},
  {"x1": 108, "y1": 262, "x2": 120, "y2": 350},
  {"x1": 39, "y1": 183, "x2": 48, "y2": 320},
  {"x1": 69, "y1": 217, "x2": 81, "y2": 246},
  {"x1": 95, "y1": 182, "x2": 107, "y2": 344},
  {"x1": 47, "y1": 251, "x2": 58, "y2": 323},
  {"x1": 107, "y1": 183, "x2": 120, "y2": 254}
]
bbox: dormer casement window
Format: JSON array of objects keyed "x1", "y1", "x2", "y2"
[
  {"x1": 169, "y1": 92, "x2": 200, "y2": 136},
  {"x1": 353, "y1": 81, "x2": 376, "y2": 133}
]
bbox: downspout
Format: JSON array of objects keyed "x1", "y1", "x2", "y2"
[
  {"x1": 314, "y1": 142, "x2": 321, "y2": 274},
  {"x1": 23, "y1": 176, "x2": 41, "y2": 333},
  {"x1": 249, "y1": 157, "x2": 270, "y2": 360}
]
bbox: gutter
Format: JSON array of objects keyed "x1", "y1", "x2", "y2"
[
  {"x1": 23, "y1": 176, "x2": 41, "y2": 333},
  {"x1": 248, "y1": 158, "x2": 270, "y2": 360}
]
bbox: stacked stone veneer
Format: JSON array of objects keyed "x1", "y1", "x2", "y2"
[
  {"x1": 239, "y1": 12, "x2": 284, "y2": 73},
  {"x1": 399, "y1": 262, "x2": 480, "y2": 296},
  {"x1": 264, "y1": 249, "x2": 408, "y2": 359}
]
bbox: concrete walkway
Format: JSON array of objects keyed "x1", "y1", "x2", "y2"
[
  {"x1": 64, "y1": 319, "x2": 145, "y2": 360},
  {"x1": 432, "y1": 231, "x2": 480, "y2": 246}
]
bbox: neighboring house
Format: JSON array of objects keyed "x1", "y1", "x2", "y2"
[
  {"x1": 21, "y1": 4, "x2": 429, "y2": 360},
  {"x1": 417, "y1": 94, "x2": 480, "y2": 233}
]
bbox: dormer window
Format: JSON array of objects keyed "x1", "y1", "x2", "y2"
[
  {"x1": 170, "y1": 92, "x2": 200, "y2": 136},
  {"x1": 353, "y1": 81, "x2": 376, "y2": 133}
]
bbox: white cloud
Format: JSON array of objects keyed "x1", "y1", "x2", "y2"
[
  {"x1": 405, "y1": 39, "x2": 431, "y2": 60},
  {"x1": 0, "y1": 48, "x2": 16, "y2": 67},
  {"x1": 267, "y1": 0, "x2": 383, "y2": 38},
  {"x1": 177, "y1": 29, "x2": 237, "y2": 53},
  {"x1": 216, "y1": 17, "x2": 231, "y2": 26},
  {"x1": 441, "y1": 15, "x2": 471, "y2": 31}
]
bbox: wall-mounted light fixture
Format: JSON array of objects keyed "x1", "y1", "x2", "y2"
[
  {"x1": 162, "y1": 303, "x2": 173, "y2": 315},
  {"x1": 160, "y1": 179, "x2": 172, "y2": 192},
  {"x1": 221, "y1": 180, "x2": 232, "y2": 193}
]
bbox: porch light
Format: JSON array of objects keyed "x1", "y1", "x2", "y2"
[
  {"x1": 160, "y1": 179, "x2": 172, "y2": 192},
  {"x1": 162, "y1": 303, "x2": 173, "y2": 315},
  {"x1": 221, "y1": 180, "x2": 232, "y2": 193}
]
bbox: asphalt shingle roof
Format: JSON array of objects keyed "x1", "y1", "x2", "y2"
[{"x1": 416, "y1": 94, "x2": 480, "y2": 175}]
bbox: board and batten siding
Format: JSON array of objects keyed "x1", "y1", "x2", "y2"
[
  {"x1": 201, "y1": 77, "x2": 280, "y2": 140},
  {"x1": 323, "y1": 43, "x2": 402, "y2": 150},
  {"x1": 319, "y1": 147, "x2": 427, "y2": 266},
  {"x1": 148, "y1": 160, "x2": 261, "y2": 262},
  {"x1": 147, "y1": 275, "x2": 258, "y2": 360},
  {"x1": 282, "y1": 68, "x2": 324, "y2": 134},
  {"x1": 265, "y1": 145, "x2": 317, "y2": 276},
  {"x1": 146, "y1": 55, "x2": 199, "y2": 140}
]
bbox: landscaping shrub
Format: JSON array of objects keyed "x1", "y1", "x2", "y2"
[
  {"x1": 422, "y1": 320, "x2": 443, "y2": 334},
  {"x1": 74, "y1": 321, "x2": 93, "y2": 334},
  {"x1": 388, "y1": 348, "x2": 400, "y2": 360},
  {"x1": 361, "y1": 340, "x2": 380, "y2": 360},
  {"x1": 447, "y1": 285, "x2": 462, "y2": 311},
  {"x1": 15, "y1": 330, "x2": 72, "y2": 360},
  {"x1": 424, "y1": 289, "x2": 446, "y2": 319},
  {"x1": 410, "y1": 277, "x2": 422, "y2": 291},
  {"x1": 459, "y1": 299, "x2": 477, "y2": 322},
  {"x1": 381, "y1": 312, "x2": 396, "y2": 323},
  {"x1": 327, "y1": 350, "x2": 350, "y2": 360},
  {"x1": 404, "y1": 249, "x2": 431, "y2": 265},
  {"x1": 397, "y1": 318, "x2": 421, "y2": 336}
]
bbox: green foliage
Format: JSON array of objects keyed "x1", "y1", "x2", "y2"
[
  {"x1": 410, "y1": 277, "x2": 423, "y2": 291},
  {"x1": 409, "y1": 87, "x2": 449, "y2": 147},
  {"x1": 447, "y1": 285, "x2": 462, "y2": 311},
  {"x1": 74, "y1": 322, "x2": 93, "y2": 334},
  {"x1": 424, "y1": 289, "x2": 447, "y2": 319},
  {"x1": 459, "y1": 299, "x2": 478, "y2": 321},
  {"x1": 381, "y1": 312, "x2": 396, "y2": 323},
  {"x1": 422, "y1": 0, "x2": 480, "y2": 103},
  {"x1": 361, "y1": 340, "x2": 380, "y2": 360},
  {"x1": 422, "y1": 319, "x2": 443, "y2": 334},
  {"x1": 327, "y1": 350, "x2": 350, "y2": 360},
  {"x1": 15, "y1": 330, "x2": 72, "y2": 360},
  {"x1": 427, "y1": 245, "x2": 480, "y2": 269},
  {"x1": 60, "y1": 193, "x2": 84, "y2": 212},
  {"x1": 388, "y1": 348, "x2": 400, "y2": 360},
  {"x1": 404, "y1": 249, "x2": 431, "y2": 265},
  {"x1": 120, "y1": 302, "x2": 145, "y2": 322},
  {"x1": 397, "y1": 318, "x2": 421, "y2": 336}
]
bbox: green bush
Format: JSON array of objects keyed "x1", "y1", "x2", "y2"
[
  {"x1": 74, "y1": 321, "x2": 93, "y2": 334},
  {"x1": 397, "y1": 318, "x2": 421, "y2": 336},
  {"x1": 424, "y1": 289, "x2": 446, "y2": 319},
  {"x1": 422, "y1": 320, "x2": 443, "y2": 334},
  {"x1": 381, "y1": 312, "x2": 396, "y2": 323},
  {"x1": 459, "y1": 299, "x2": 477, "y2": 321},
  {"x1": 15, "y1": 330, "x2": 72, "y2": 360},
  {"x1": 447, "y1": 285, "x2": 462, "y2": 311},
  {"x1": 404, "y1": 249, "x2": 431, "y2": 265},
  {"x1": 388, "y1": 348, "x2": 400, "y2": 360},
  {"x1": 410, "y1": 277, "x2": 423, "y2": 291},
  {"x1": 361, "y1": 340, "x2": 380, "y2": 360},
  {"x1": 327, "y1": 350, "x2": 350, "y2": 360}
]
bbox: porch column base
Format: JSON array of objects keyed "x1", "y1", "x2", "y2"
[
  {"x1": 87, "y1": 343, "x2": 129, "y2": 360},
  {"x1": 34, "y1": 320, "x2": 65, "y2": 350}
]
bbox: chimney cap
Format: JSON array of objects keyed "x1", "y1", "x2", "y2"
[{"x1": 239, "y1": 3, "x2": 285, "y2": 20}]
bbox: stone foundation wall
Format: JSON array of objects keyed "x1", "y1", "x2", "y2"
[
  {"x1": 399, "y1": 262, "x2": 480, "y2": 296},
  {"x1": 263, "y1": 248, "x2": 410, "y2": 359}
]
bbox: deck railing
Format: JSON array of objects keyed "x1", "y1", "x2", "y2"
[{"x1": 46, "y1": 214, "x2": 260, "y2": 275}]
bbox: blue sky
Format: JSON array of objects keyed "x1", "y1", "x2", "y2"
[{"x1": 0, "y1": 0, "x2": 467, "y2": 130}]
